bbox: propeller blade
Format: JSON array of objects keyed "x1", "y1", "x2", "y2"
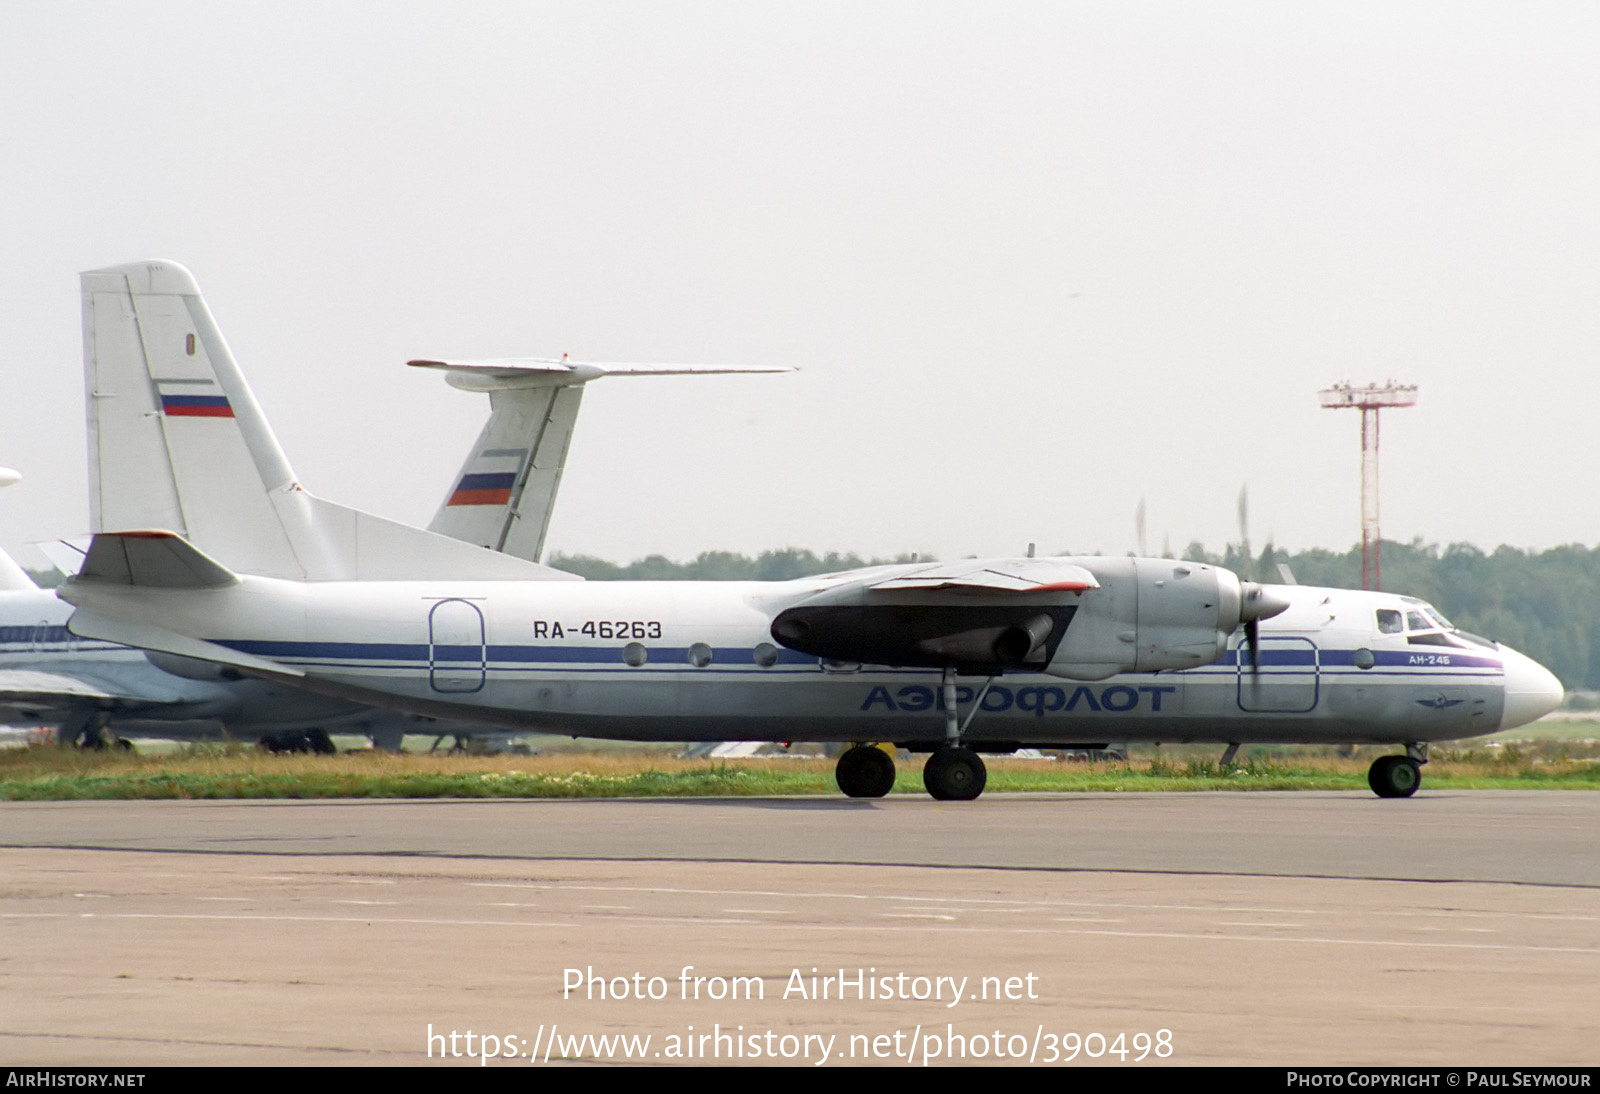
[
  {"x1": 1235, "y1": 580, "x2": 1287, "y2": 683},
  {"x1": 1237, "y1": 485, "x2": 1252, "y2": 580}
]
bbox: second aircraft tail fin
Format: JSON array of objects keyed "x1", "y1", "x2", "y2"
[{"x1": 413, "y1": 357, "x2": 790, "y2": 562}]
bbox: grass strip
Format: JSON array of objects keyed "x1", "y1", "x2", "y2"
[{"x1": 2, "y1": 744, "x2": 1597, "y2": 800}]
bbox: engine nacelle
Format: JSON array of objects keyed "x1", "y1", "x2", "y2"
[{"x1": 1043, "y1": 558, "x2": 1286, "y2": 680}]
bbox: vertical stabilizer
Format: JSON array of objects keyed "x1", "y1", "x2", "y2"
[
  {"x1": 0, "y1": 548, "x2": 38, "y2": 592},
  {"x1": 0, "y1": 469, "x2": 35, "y2": 590},
  {"x1": 425, "y1": 380, "x2": 584, "y2": 560},
  {"x1": 82, "y1": 261, "x2": 307, "y2": 578}
]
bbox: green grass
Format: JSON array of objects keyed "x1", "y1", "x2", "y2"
[{"x1": 2, "y1": 740, "x2": 1598, "y2": 800}]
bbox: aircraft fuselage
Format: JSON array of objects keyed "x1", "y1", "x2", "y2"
[{"x1": 67, "y1": 575, "x2": 1551, "y2": 749}]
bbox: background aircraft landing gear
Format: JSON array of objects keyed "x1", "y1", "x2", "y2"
[
  {"x1": 66, "y1": 712, "x2": 117, "y2": 750},
  {"x1": 835, "y1": 745, "x2": 896, "y2": 798},
  {"x1": 923, "y1": 746, "x2": 986, "y2": 801},
  {"x1": 1368, "y1": 754, "x2": 1422, "y2": 798},
  {"x1": 259, "y1": 730, "x2": 337, "y2": 755}
]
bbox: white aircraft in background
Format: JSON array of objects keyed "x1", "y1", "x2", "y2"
[
  {"x1": 59, "y1": 261, "x2": 1562, "y2": 799},
  {"x1": 4, "y1": 293, "x2": 778, "y2": 750}
]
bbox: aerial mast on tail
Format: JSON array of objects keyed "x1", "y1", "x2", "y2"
[{"x1": 1318, "y1": 381, "x2": 1417, "y2": 590}]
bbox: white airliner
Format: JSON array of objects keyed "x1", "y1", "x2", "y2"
[
  {"x1": 58, "y1": 262, "x2": 1563, "y2": 799},
  {"x1": 4, "y1": 322, "x2": 776, "y2": 750}
]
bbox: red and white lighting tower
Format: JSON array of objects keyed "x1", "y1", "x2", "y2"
[{"x1": 1318, "y1": 381, "x2": 1418, "y2": 591}]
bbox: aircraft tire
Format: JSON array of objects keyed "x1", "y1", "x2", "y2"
[
  {"x1": 835, "y1": 745, "x2": 896, "y2": 798},
  {"x1": 1368, "y1": 755, "x2": 1421, "y2": 798},
  {"x1": 923, "y1": 746, "x2": 987, "y2": 801},
  {"x1": 307, "y1": 729, "x2": 337, "y2": 755}
]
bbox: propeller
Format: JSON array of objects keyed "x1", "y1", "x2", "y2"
[
  {"x1": 1238, "y1": 579, "x2": 1289, "y2": 675},
  {"x1": 1237, "y1": 485, "x2": 1251, "y2": 580}
]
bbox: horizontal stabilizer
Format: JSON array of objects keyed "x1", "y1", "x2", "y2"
[
  {"x1": 76, "y1": 532, "x2": 239, "y2": 588},
  {"x1": 33, "y1": 539, "x2": 88, "y2": 579},
  {"x1": 867, "y1": 559, "x2": 1100, "y2": 595},
  {"x1": 410, "y1": 356, "x2": 791, "y2": 392},
  {"x1": 64, "y1": 607, "x2": 301, "y2": 680}
]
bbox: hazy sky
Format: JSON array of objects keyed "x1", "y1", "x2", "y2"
[{"x1": 3, "y1": 2, "x2": 1597, "y2": 570}]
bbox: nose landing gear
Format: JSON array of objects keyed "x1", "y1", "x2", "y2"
[{"x1": 1368, "y1": 744, "x2": 1426, "y2": 798}]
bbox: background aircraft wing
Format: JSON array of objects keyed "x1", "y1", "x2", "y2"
[{"x1": 0, "y1": 667, "x2": 199, "y2": 722}]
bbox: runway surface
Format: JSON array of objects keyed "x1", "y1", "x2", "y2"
[{"x1": 2, "y1": 791, "x2": 1596, "y2": 1066}]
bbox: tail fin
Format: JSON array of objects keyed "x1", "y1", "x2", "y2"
[
  {"x1": 81, "y1": 262, "x2": 574, "y2": 582},
  {"x1": 0, "y1": 468, "x2": 37, "y2": 590},
  {"x1": 414, "y1": 357, "x2": 789, "y2": 562},
  {"x1": 0, "y1": 548, "x2": 38, "y2": 592}
]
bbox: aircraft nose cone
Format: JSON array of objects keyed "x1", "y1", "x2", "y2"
[{"x1": 1499, "y1": 645, "x2": 1564, "y2": 731}]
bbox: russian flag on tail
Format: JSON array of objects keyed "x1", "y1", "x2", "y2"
[
  {"x1": 161, "y1": 394, "x2": 233, "y2": 418},
  {"x1": 448, "y1": 472, "x2": 516, "y2": 506}
]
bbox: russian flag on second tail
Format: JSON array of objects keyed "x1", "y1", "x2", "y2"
[{"x1": 448, "y1": 472, "x2": 516, "y2": 506}]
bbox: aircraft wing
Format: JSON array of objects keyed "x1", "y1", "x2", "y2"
[
  {"x1": 864, "y1": 559, "x2": 1100, "y2": 595},
  {"x1": 771, "y1": 558, "x2": 1103, "y2": 671},
  {"x1": 0, "y1": 667, "x2": 199, "y2": 722}
]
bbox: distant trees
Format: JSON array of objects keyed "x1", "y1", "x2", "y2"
[{"x1": 548, "y1": 548, "x2": 922, "y2": 583}]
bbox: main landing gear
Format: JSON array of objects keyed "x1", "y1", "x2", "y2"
[
  {"x1": 834, "y1": 669, "x2": 997, "y2": 801},
  {"x1": 923, "y1": 744, "x2": 986, "y2": 801},
  {"x1": 835, "y1": 744, "x2": 897, "y2": 798},
  {"x1": 834, "y1": 741, "x2": 991, "y2": 801},
  {"x1": 1367, "y1": 744, "x2": 1426, "y2": 798},
  {"x1": 920, "y1": 667, "x2": 993, "y2": 800}
]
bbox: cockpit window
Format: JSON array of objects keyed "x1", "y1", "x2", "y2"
[
  {"x1": 1376, "y1": 609, "x2": 1403, "y2": 634},
  {"x1": 1405, "y1": 610, "x2": 1430, "y2": 632},
  {"x1": 1407, "y1": 632, "x2": 1468, "y2": 648},
  {"x1": 1425, "y1": 608, "x2": 1454, "y2": 630}
]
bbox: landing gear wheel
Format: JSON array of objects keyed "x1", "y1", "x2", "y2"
[
  {"x1": 1368, "y1": 755, "x2": 1421, "y2": 798},
  {"x1": 835, "y1": 745, "x2": 897, "y2": 798},
  {"x1": 923, "y1": 746, "x2": 987, "y2": 801},
  {"x1": 307, "y1": 729, "x2": 337, "y2": 755}
]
